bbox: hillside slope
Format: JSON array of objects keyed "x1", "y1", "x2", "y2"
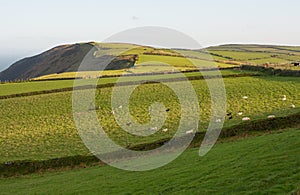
[
  {"x1": 0, "y1": 43, "x2": 137, "y2": 81},
  {"x1": 0, "y1": 43, "x2": 93, "y2": 81}
]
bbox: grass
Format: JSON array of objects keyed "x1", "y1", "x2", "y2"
[
  {"x1": 248, "y1": 57, "x2": 290, "y2": 64},
  {"x1": 0, "y1": 128, "x2": 299, "y2": 194},
  {"x1": 0, "y1": 76, "x2": 299, "y2": 163},
  {"x1": 32, "y1": 69, "x2": 131, "y2": 80},
  {"x1": 136, "y1": 54, "x2": 232, "y2": 68},
  {"x1": 32, "y1": 56, "x2": 235, "y2": 81},
  {"x1": 207, "y1": 44, "x2": 300, "y2": 68},
  {"x1": 209, "y1": 50, "x2": 272, "y2": 61},
  {"x1": 0, "y1": 79, "x2": 93, "y2": 96},
  {"x1": 0, "y1": 69, "x2": 257, "y2": 96},
  {"x1": 175, "y1": 49, "x2": 229, "y2": 61}
]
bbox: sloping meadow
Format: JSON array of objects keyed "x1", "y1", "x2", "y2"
[{"x1": 0, "y1": 76, "x2": 299, "y2": 163}]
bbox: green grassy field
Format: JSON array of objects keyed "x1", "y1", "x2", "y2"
[
  {"x1": 136, "y1": 54, "x2": 232, "y2": 68},
  {"x1": 0, "y1": 75, "x2": 299, "y2": 163},
  {"x1": 0, "y1": 128, "x2": 299, "y2": 194},
  {"x1": 32, "y1": 57, "x2": 233, "y2": 81},
  {"x1": 0, "y1": 69, "x2": 257, "y2": 96},
  {"x1": 209, "y1": 50, "x2": 272, "y2": 61},
  {"x1": 207, "y1": 44, "x2": 300, "y2": 69}
]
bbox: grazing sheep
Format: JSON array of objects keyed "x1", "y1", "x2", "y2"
[
  {"x1": 267, "y1": 115, "x2": 276, "y2": 119},
  {"x1": 291, "y1": 104, "x2": 295, "y2": 108},
  {"x1": 150, "y1": 127, "x2": 158, "y2": 131},
  {"x1": 118, "y1": 105, "x2": 123, "y2": 109},
  {"x1": 216, "y1": 119, "x2": 222, "y2": 123},
  {"x1": 237, "y1": 112, "x2": 243, "y2": 116},
  {"x1": 162, "y1": 128, "x2": 168, "y2": 132},
  {"x1": 4, "y1": 161, "x2": 12, "y2": 165},
  {"x1": 111, "y1": 111, "x2": 115, "y2": 115},
  {"x1": 242, "y1": 96, "x2": 248, "y2": 99},
  {"x1": 282, "y1": 95, "x2": 287, "y2": 101},
  {"x1": 242, "y1": 117, "x2": 250, "y2": 121},
  {"x1": 185, "y1": 129, "x2": 194, "y2": 134}
]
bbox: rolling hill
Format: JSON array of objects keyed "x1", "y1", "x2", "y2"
[
  {"x1": 1, "y1": 43, "x2": 300, "y2": 82},
  {"x1": 0, "y1": 43, "x2": 137, "y2": 81}
]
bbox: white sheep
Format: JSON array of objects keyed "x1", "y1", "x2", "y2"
[
  {"x1": 111, "y1": 111, "x2": 115, "y2": 115},
  {"x1": 267, "y1": 115, "x2": 276, "y2": 119},
  {"x1": 162, "y1": 128, "x2": 168, "y2": 133},
  {"x1": 150, "y1": 127, "x2": 158, "y2": 131},
  {"x1": 242, "y1": 117, "x2": 250, "y2": 121},
  {"x1": 216, "y1": 119, "x2": 222, "y2": 123},
  {"x1": 242, "y1": 96, "x2": 248, "y2": 99},
  {"x1": 291, "y1": 104, "x2": 295, "y2": 108},
  {"x1": 282, "y1": 95, "x2": 287, "y2": 101},
  {"x1": 185, "y1": 129, "x2": 194, "y2": 134},
  {"x1": 118, "y1": 105, "x2": 123, "y2": 109},
  {"x1": 237, "y1": 112, "x2": 243, "y2": 116}
]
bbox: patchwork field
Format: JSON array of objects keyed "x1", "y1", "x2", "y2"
[
  {"x1": 28, "y1": 44, "x2": 300, "y2": 81},
  {"x1": 207, "y1": 44, "x2": 300, "y2": 69}
]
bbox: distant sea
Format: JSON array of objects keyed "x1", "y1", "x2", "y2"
[{"x1": 0, "y1": 56, "x2": 21, "y2": 72}]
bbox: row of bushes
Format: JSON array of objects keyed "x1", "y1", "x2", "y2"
[
  {"x1": 1, "y1": 111, "x2": 299, "y2": 177},
  {"x1": 143, "y1": 52, "x2": 184, "y2": 58},
  {"x1": 241, "y1": 65, "x2": 300, "y2": 77},
  {"x1": 209, "y1": 52, "x2": 233, "y2": 60}
]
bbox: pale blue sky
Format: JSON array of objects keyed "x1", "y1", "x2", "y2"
[{"x1": 1, "y1": 0, "x2": 300, "y2": 70}]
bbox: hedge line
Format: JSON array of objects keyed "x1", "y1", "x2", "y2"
[
  {"x1": 241, "y1": 65, "x2": 300, "y2": 77},
  {"x1": 1, "y1": 111, "x2": 299, "y2": 178}
]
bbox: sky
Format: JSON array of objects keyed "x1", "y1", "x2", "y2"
[{"x1": 1, "y1": 0, "x2": 300, "y2": 70}]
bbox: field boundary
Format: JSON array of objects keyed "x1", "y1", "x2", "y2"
[
  {"x1": 241, "y1": 65, "x2": 300, "y2": 76},
  {"x1": 1, "y1": 112, "x2": 299, "y2": 178},
  {"x1": 0, "y1": 72, "x2": 262, "y2": 100},
  {"x1": 1, "y1": 67, "x2": 237, "y2": 83}
]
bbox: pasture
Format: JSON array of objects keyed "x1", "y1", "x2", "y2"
[
  {"x1": 0, "y1": 69, "x2": 256, "y2": 96},
  {"x1": 0, "y1": 75, "x2": 299, "y2": 163},
  {"x1": 0, "y1": 128, "x2": 299, "y2": 194},
  {"x1": 208, "y1": 44, "x2": 300, "y2": 68}
]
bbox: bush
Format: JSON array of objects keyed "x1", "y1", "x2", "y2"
[{"x1": 241, "y1": 65, "x2": 300, "y2": 77}]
